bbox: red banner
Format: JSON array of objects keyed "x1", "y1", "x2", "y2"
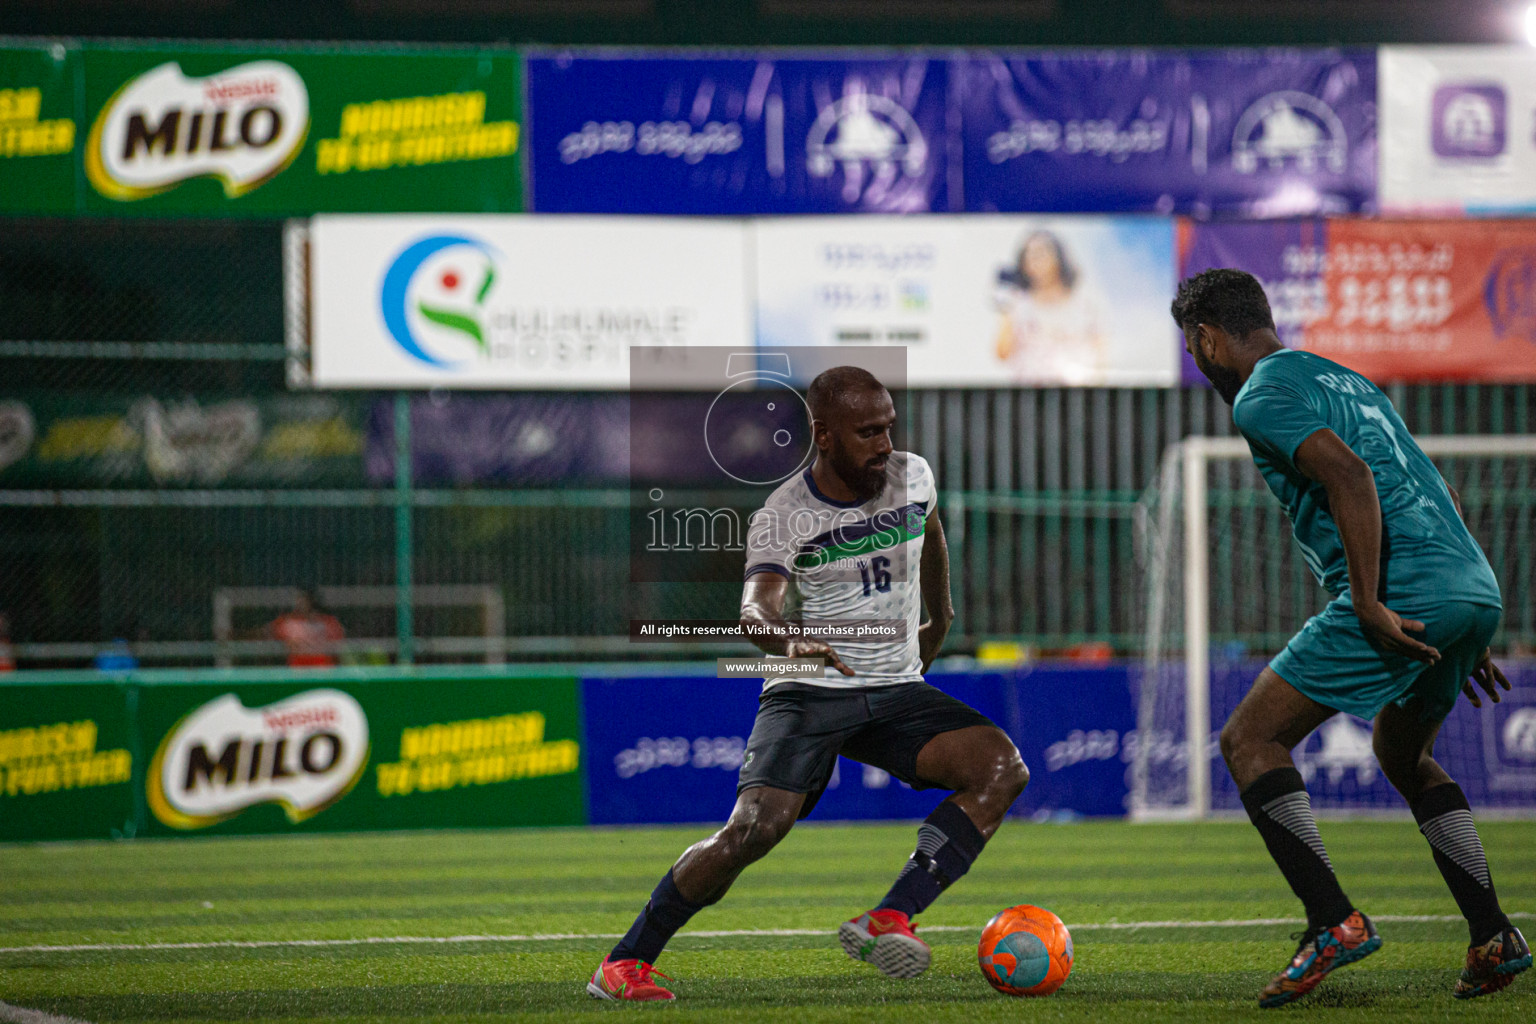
[{"x1": 1180, "y1": 219, "x2": 1536, "y2": 383}]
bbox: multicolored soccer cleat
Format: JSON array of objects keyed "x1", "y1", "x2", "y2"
[
  {"x1": 1259, "y1": 910, "x2": 1382, "y2": 1009},
  {"x1": 839, "y1": 908, "x2": 931, "y2": 979},
  {"x1": 1454, "y1": 926, "x2": 1531, "y2": 999},
  {"x1": 586, "y1": 955, "x2": 675, "y2": 1001}
]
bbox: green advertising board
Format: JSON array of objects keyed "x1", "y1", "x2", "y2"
[
  {"x1": 134, "y1": 671, "x2": 584, "y2": 837},
  {"x1": 0, "y1": 40, "x2": 524, "y2": 216},
  {"x1": 0, "y1": 668, "x2": 584, "y2": 841},
  {"x1": 0, "y1": 680, "x2": 137, "y2": 841},
  {"x1": 0, "y1": 42, "x2": 79, "y2": 214}
]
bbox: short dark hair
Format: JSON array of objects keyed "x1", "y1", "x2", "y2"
[
  {"x1": 1170, "y1": 268, "x2": 1275, "y2": 338},
  {"x1": 806, "y1": 366, "x2": 886, "y2": 421}
]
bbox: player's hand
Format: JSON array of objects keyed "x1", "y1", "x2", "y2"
[
  {"x1": 1462, "y1": 648, "x2": 1510, "y2": 709},
  {"x1": 1355, "y1": 602, "x2": 1440, "y2": 665},
  {"x1": 786, "y1": 639, "x2": 854, "y2": 676}
]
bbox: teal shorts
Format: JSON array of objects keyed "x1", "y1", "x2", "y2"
[{"x1": 1269, "y1": 597, "x2": 1502, "y2": 722}]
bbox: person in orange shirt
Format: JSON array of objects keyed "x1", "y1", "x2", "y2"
[{"x1": 265, "y1": 589, "x2": 345, "y2": 668}]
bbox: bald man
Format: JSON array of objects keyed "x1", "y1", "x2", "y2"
[{"x1": 589, "y1": 366, "x2": 1029, "y2": 1002}]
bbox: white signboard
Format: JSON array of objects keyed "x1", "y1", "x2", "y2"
[
  {"x1": 754, "y1": 215, "x2": 1178, "y2": 387},
  {"x1": 310, "y1": 215, "x2": 751, "y2": 388},
  {"x1": 1381, "y1": 46, "x2": 1536, "y2": 214}
]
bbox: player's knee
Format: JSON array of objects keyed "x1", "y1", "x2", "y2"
[
  {"x1": 720, "y1": 816, "x2": 789, "y2": 865},
  {"x1": 999, "y1": 751, "x2": 1029, "y2": 798}
]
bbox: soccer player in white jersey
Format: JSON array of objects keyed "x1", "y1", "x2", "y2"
[{"x1": 589, "y1": 366, "x2": 1029, "y2": 1002}]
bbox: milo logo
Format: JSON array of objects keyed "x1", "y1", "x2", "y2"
[
  {"x1": 148, "y1": 689, "x2": 368, "y2": 829},
  {"x1": 86, "y1": 60, "x2": 309, "y2": 201}
]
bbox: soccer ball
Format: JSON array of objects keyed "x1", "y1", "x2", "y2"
[{"x1": 977, "y1": 904, "x2": 1073, "y2": 996}]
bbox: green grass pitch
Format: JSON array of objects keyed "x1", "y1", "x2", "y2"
[{"x1": 2, "y1": 818, "x2": 1533, "y2": 1022}]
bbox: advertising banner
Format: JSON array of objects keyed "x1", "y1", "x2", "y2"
[
  {"x1": 1209, "y1": 661, "x2": 1536, "y2": 813},
  {"x1": 755, "y1": 215, "x2": 1179, "y2": 386},
  {"x1": 580, "y1": 667, "x2": 1135, "y2": 825},
  {"x1": 526, "y1": 53, "x2": 952, "y2": 214},
  {"x1": 961, "y1": 50, "x2": 1375, "y2": 216},
  {"x1": 0, "y1": 43, "x2": 79, "y2": 214},
  {"x1": 364, "y1": 392, "x2": 629, "y2": 486},
  {"x1": 0, "y1": 393, "x2": 367, "y2": 488},
  {"x1": 135, "y1": 672, "x2": 584, "y2": 837},
  {"x1": 1380, "y1": 47, "x2": 1536, "y2": 215},
  {"x1": 1178, "y1": 219, "x2": 1536, "y2": 383},
  {"x1": 309, "y1": 215, "x2": 751, "y2": 388},
  {"x1": 75, "y1": 44, "x2": 521, "y2": 216},
  {"x1": 0, "y1": 681, "x2": 136, "y2": 841}
]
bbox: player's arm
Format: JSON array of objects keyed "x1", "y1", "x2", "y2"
[
  {"x1": 739, "y1": 576, "x2": 853, "y2": 676},
  {"x1": 1294, "y1": 428, "x2": 1440, "y2": 664},
  {"x1": 917, "y1": 509, "x2": 954, "y2": 674}
]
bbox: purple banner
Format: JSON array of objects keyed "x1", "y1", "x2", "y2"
[
  {"x1": 962, "y1": 50, "x2": 1376, "y2": 216},
  {"x1": 527, "y1": 54, "x2": 954, "y2": 214},
  {"x1": 367, "y1": 394, "x2": 628, "y2": 486}
]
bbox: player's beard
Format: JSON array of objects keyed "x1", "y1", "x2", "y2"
[
  {"x1": 829, "y1": 444, "x2": 888, "y2": 503},
  {"x1": 1207, "y1": 364, "x2": 1244, "y2": 405}
]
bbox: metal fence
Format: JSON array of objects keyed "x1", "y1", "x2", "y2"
[{"x1": 2, "y1": 218, "x2": 1534, "y2": 666}]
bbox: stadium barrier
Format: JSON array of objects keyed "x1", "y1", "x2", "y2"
[{"x1": 4, "y1": 661, "x2": 1531, "y2": 841}]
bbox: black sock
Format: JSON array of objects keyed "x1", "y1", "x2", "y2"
[
  {"x1": 609, "y1": 869, "x2": 705, "y2": 964},
  {"x1": 1240, "y1": 767, "x2": 1354, "y2": 932},
  {"x1": 875, "y1": 799, "x2": 987, "y2": 918},
  {"x1": 1411, "y1": 782, "x2": 1512, "y2": 946}
]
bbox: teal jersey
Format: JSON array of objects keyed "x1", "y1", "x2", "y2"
[{"x1": 1231, "y1": 349, "x2": 1500, "y2": 609}]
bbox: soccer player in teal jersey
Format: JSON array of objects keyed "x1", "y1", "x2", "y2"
[{"x1": 1171, "y1": 269, "x2": 1530, "y2": 1008}]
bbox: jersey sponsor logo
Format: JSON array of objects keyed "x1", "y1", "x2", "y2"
[
  {"x1": 379, "y1": 234, "x2": 500, "y2": 369},
  {"x1": 86, "y1": 60, "x2": 310, "y2": 201},
  {"x1": 148, "y1": 689, "x2": 369, "y2": 829}
]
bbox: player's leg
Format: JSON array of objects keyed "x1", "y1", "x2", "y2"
[
  {"x1": 837, "y1": 685, "x2": 1026, "y2": 979},
  {"x1": 1222, "y1": 667, "x2": 1353, "y2": 931},
  {"x1": 590, "y1": 786, "x2": 804, "y2": 1001},
  {"x1": 1222, "y1": 667, "x2": 1381, "y2": 1008},
  {"x1": 1372, "y1": 607, "x2": 1529, "y2": 998}
]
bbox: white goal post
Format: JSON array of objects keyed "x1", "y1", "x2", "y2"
[{"x1": 1134, "y1": 433, "x2": 1536, "y2": 821}]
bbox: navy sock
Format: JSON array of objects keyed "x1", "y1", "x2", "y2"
[
  {"x1": 1411, "y1": 782, "x2": 1512, "y2": 946},
  {"x1": 609, "y1": 869, "x2": 705, "y2": 964},
  {"x1": 876, "y1": 799, "x2": 987, "y2": 918},
  {"x1": 1240, "y1": 767, "x2": 1354, "y2": 932}
]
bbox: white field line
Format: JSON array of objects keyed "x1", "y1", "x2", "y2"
[
  {"x1": 0, "y1": 1002, "x2": 93, "y2": 1024},
  {"x1": 1, "y1": 912, "x2": 1530, "y2": 956}
]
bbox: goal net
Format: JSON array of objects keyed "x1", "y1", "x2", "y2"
[{"x1": 1133, "y1": 434, "x2": 1536, "y2": 819}]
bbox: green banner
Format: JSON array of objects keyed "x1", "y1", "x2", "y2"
[
  {"x1": 134, "y1": 672, "x2": 584, "y2": 837},
  {"x1": 0, "y1": 681, "x2": 137, "y2": 841},
  {"x1": 0, "y1": 43, "x2": 79, "y2": 214},
  {"x1": 0, "y1": 41, "x2": 524, "y2": 216},
  {"x1": 0, "y1": 392, "x2": 367, "y2": 488}
]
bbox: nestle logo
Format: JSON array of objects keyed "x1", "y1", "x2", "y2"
[{"x1": 1431, "y1": 83, "x2": 1506, "y2": 158}]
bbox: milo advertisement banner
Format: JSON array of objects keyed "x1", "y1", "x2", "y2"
[
  {"x1": 0, "y1": 43, "x2": 79, "y2": 214},
  {"x1": 136, "y1": 674, "x2": 584, "y2": 836},
  {"x1": 2, "y1": 41, "x2": 524, "y2": 216}
]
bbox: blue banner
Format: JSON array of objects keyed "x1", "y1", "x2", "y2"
[
  {"x1": 961, "y1": 50, "x2": 1376, "y2": 216},
  {"x1": 579, "y1": 667, "x2": 1135, "y2": 825},
  {"x1": 527, "y1": 54, "x2": 953, "y2": 214}
]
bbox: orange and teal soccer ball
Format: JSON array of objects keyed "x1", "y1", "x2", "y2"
[{"x1": 977, "y1": 904, "x2": 1073, "y2": 996}]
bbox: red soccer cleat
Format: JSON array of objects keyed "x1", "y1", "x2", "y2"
[
  {"x1": 839, "y1": 908, "x2": 932, "y2": 979},
  {"x1": 587, "y1": 955, "x2": 676, "y2": 1001},
  {"x1": 1454, "y1": 926, "x2": 1531, "y2": 999}
]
